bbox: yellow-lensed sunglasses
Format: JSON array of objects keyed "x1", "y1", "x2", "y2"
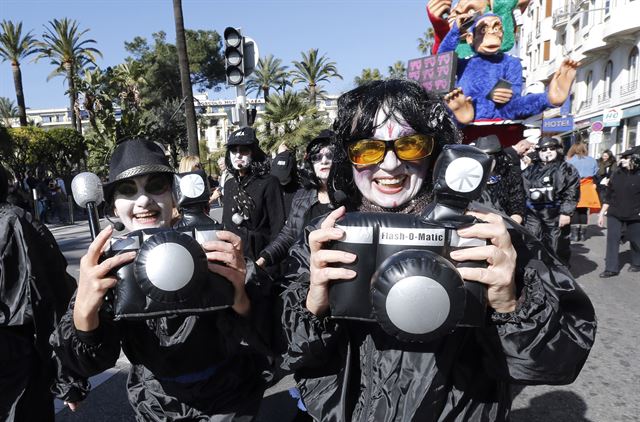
[{"x1": 347, "y1": 134, "x2": 435, "y2": 166}]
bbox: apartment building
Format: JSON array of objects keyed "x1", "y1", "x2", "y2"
[{"x1": 519, "y1": 0, "x2": 639, "y2": 155}]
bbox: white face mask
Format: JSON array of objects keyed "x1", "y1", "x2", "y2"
[
  {"x1": 352, "y1": 108, "x2": 428, "y2": 208},
  {"x1": 113, "y1": 174, "x2": 174, "y2": 231},
  {"x1": 230, "y1": 147, "x2": 252, "y2": 170},
  {"x1": 539, "y1": 149, "x2": 558, "y2": 163},
  {"x1": 312, "y1": 147, "x2": 333, "y2": 183}
]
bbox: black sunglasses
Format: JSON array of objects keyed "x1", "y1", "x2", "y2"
[
  {"x1": 114, "y1": 174, "x2": 172, "y2": 198},
  {"x1": 310, "y1": 150, "x2": 334, "y2": 163}
]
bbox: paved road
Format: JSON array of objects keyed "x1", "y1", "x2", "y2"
[{"x1": 52, "y1": 217, "x2": 639, "y2": 421}]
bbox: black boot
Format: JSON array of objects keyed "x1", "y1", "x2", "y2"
[
  {"x1": 570, "y1": 226, "x2": 580, "y2": 242},
  {"x1": 580, "y1": 225, "x2": 587, "y2": 241}
]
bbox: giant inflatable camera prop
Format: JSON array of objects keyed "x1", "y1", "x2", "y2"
[
  {"x1": 104, "y1": 170, "x2": 233, "y2": 320},
  {"x1": 328, "y1": 145, "x2": 492, "y2": 343},
  {"x1": 528, "y1": 176, "x2": 555, "y2": 204}
]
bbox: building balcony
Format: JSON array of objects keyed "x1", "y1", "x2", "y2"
[
  {"x1": 620, "y1": 80, "x2": 638, "y2": 98},
  {"x1": 603, "y1": 3, "x2": 640, "y2": 42},
  {"x1": 552, "y1": 5, "x2": 572, "y2": 29},
  {"x1": 580, "y1": 23, "x2": 609, "y2": 55},
  {"x1": 597, "y1": 92, "x2": 611, "y2": 105},
  {"x1": 576, "y1": 98, "x2": 594, "y2": 114}
]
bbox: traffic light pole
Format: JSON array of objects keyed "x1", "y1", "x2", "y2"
[{"x1": 236, "y1": 84, "x2": 248, "y2": 127}]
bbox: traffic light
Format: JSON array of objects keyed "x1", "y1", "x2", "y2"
[{"x1": 224, "y1": 27, "x2": 244, "y2": 86}]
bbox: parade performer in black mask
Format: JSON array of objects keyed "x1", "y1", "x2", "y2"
[
  {"x1": 522, "y1": 137, "x2": 580, "y2": 265},
  {"x1": 280, "y1": 79, "x2": 596, "y2": 422},
  {"x1": 222, "y1": 127, "x2": 285, "y2": 262},
  {"x1": 50, "y1": 139, "x2": 273, "y2": 420}
]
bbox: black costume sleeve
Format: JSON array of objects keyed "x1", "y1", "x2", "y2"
[
  {"x1": 476, "y1": 225, "x2": 596, "y2": 384},
  {"x1": 280, "y1": 230, "x2": 342, "y2": 371},
  {"x1": 603, "y1": 171, "x2": 616, "y2": 205},
  {"x1": 50, "y1": 294, "x2": 123, "y2": 379},
  {"x1": 259, "y1": 189, "x2": 305, "y2": 266},
  {"x1": 558, "y1": 162, "x2": 580, "y2": 216},
  {"x1": 218, "y1": 259, "x2": 275, "y2": 356}
]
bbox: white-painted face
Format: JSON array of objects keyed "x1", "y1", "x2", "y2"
[
  {"x1": 620, "y1": 158, "x2": 630, "y2": 168},
  {"x1": 312, "y1": 146, "x2": 333, "y2": 183},
  {"x1": 229, "y1": 146, "x2": 252, "y2": 170},
  {"x1": 352, "y1": 108, "x2": 428, "y2": 208},
  {"x1": 539, "y1": 148, "x2": 558, "y2": 163},
  {"x1": 113, "y1": 173, "x2": 174, "y2": 231}
]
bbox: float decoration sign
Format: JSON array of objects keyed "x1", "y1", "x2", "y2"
[{"x1": 407, "y1": 52, "x2": 457, "y2": 94}]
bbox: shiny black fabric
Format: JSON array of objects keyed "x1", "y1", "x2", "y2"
[
  {"x1": 523, "y1": 160, "x2": 579, "y2": 265},
  {"x1": 259, "y1": 188, "x2": 319, "y2": 266},
  {"x1": 281, "y1": 217, "x2": 596, "y2": 421},
  {"x1": 50, "y1": 260, "x2": 274, "y2": 420},
  {"x1": 0, "y1": 204, "x2": 89, "y2": 421}
]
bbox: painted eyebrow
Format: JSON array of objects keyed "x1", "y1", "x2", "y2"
[{"x1": 397, "y1": 126, "x2": 416, "y2": 136}]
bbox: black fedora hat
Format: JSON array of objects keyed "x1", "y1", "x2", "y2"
[
  {"x1": 103, "y1": 138, "x2": 174, "y2": 202},
  {"x1": 472, "y1": 135, "x2": 502, "y2": 154}
]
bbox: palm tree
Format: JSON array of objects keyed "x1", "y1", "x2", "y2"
[
  {"x1": 246, "y1": 54, "x2": 288, "y2": 103},
  {"x1": 261, "y1": 91, "x2": 318, "y2": 151},
  {"x1": 111, "y1": 61, "x2": 146, "y2": 107},
  {"x1": 0, "y1": 96, "x2": 18, "y2": 126},
  {"x1": 263, "y1": 92, "x2": 314, "y2": 133},
  {"x1": 354, "y1": 68, "x2": 383, "y2": 86},
  {"x1": 388, "y1": 61, "x2": 407, "y2": 79},
  {"x1": 417, "y1": 28, "x2": 436, "y2": 56},
  {"x1": 172, "y1": 0, "x2": 198, "y2": 155},
  {"x1": 0, "y1": 20, "x2": 38, "y2": 127},
  {"x1": 290, "y1": 49, "x2": 342, "y2": 105},
  {"x1": 36, "y1": 18, "x2": 102, "y2": 133}
]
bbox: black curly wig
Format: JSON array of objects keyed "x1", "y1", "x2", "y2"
[
  {"x1": 328, "y1": 79, "x2": 461, "y2": 208},
  {"x1": 300, "y1": 134, "x2": 335, "y2": 190}
]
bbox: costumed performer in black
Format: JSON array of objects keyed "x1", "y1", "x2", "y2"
[
  {"x1": 222, "y1": 127, "x2": 286, "y2": 262},
  {"x1": 50, "y1": 139, "x2": 273, "y2": 420},
  {"x1": 257, "y1": 129, "x2": 336, "y2": 269},
  {"x1": 473, "y1": 134, "x2": 526, "y2": 224},
  {"x1": 522, "y1": 137, "x2": 580, "y2": 266},
  {"x1": 0, "y1": 164, "x2": 88, "y2": 421},
  {"x1": 280, "y1": 79, "x2": 596, "y2": 421},
  {"x1": 597, "y1": 146, "x2": 640, "y2": 277}
]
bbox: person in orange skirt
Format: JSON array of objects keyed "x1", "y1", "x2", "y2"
[{"x1": 567, "y1": 143, "x2": 600, "y2": 241}]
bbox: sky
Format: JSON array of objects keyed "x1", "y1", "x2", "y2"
[{"x1": 0, "y1": 0, "x2": 433, "y2": 110}]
